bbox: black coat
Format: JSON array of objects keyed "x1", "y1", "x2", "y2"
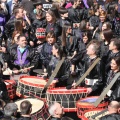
[
  {"x1": 72, "y1": 51, "x2": 105, "y2": 92},
  {"x1": 47, "y1": 56, "x2": 70, "y2": 87},
  {"x1": 39, "y1": 42, "x2": 53, "y2": 68},
  {"x1": 8, "y1": 46, "x2": 39, "y2": 69},
  {"x1": 46, "y1": 22, "x2": 62, "y2": 39},
  {"x1": 100, "y1": 113, "x2": 120, "y2": 120}
]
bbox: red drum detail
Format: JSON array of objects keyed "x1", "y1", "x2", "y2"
[
  {"x1": 81, "y1": 109, "x2": 108, "y2": 120},
  {"x1": 36, "y1": 28, "x2": 46, "y2": 39},
  {"x1": 76, "y1": 96, "x2": 108, "y2": 119},
  {"x1": 4, "y1": 80, "x2": 16, "y2": 99},
  {"x1": 47, "y1": 87, "x2": 88, "y2": 112},
  {"x1": 15, "y1": 98, "x2": 51, "y2": 120},
  {"x1": 16, "y1": 76, "x2": 55, "y2": 98}
]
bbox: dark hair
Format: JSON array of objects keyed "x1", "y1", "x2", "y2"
[
  {"x1": 80, "y1": 20, "x2": 88, "y2": 31},
  {"x1": 14, "y1": 18, "x2": 23, "y2": 33},
  {"x1": 111, "y1": 38, "x2": 120, "y2": 51},
  {"x1": 13, "y1": 4, "x2": 23, "y2": 16},
  {"x1": 20, "y1": 100, "x2": 32, "y2": 115},
  {"x1": 17, "y1": 34, "x2": 26, "y2": 41},
  {"x1": 46, "y1": 31, "x2": 56, "y2": 43},
  {"x1": 82, "y1": 31, "x2": 92, "y2": 42},
  {"x1": 59, "y1": 7, "x2": 68, "y2": 14},
  {"x1": 50, "y1": 6, "x2": 60, "y2": 19},
  {"x1": 87, "y1": 40, "x2": 100, "y2": 55},
  {"x1": 53, "y1": 43, "x2": 64, "y2": 59},
  {"x1": 112, "y1": 57, "x2": 120, "y2": 70},
  {"x1": 102, "y1": 22, "x2": 112, "y2": 30},
  {"x1": 103, "y1": 29, "x2": 113, "y2": 43}
]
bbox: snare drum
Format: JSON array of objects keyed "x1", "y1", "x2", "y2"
[
  {"x1": 16, "y1": 76, "x2": 55, "y2": 98},
  {"x1": 4, "y1": 80, "x2": 16, "y2": 99},
  {"x1": 47, "y1": 87, "x2": 88, "y2": 112},
  {"x1": 76, "y1": 96, "x2": 108, "y2": 118},
  {"x1": 15, "y1": 98, "x2": 51, "y2": 120},
  {"x1": 81, "y1": 109, "x2": 108, "y2": 120}
]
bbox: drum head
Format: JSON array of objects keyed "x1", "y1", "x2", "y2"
[
  {"x1": 15, "y1": 98, "x2": 44, "y2": 114},
  {"x1": 19, "y1": 76, "x2": 55, "y2": 88}
]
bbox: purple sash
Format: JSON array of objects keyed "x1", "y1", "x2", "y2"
[{"x1": 14, "y1": 48, "x2": 29, "y2": 66}]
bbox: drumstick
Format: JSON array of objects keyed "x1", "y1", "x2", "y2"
[{"x1": 18, "y1": 66, "x2": 34, "y2": 72}]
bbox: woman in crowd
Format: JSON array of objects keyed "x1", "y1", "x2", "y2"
[
  {"x1": 46, "y1": 9, "x2": 62, "y2": 39},
  {"x1": 40, "y1": 31, "x2": 56, "y2": 69}
]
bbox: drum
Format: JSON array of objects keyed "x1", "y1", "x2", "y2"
[
  {"x1": 81, "y1": 109, "x2": 108, "y2": 120},
  {"x1": 4, "y1": 80, "x2": 16, "y2": 99},
  {"x1": 16, "y1": 76, "x2": 56, "y2": 98},
  {"x1": 15, "y1": 98, "x2": 51, "y2": 120},
  {"x1": 76, "y1": 96, "x2": 108, "y2": 118},
  {"x1": 36, "y1": 28, "x2": 46, "y2": 39},
  {"x1": 47, "y1": 87, "x2": 88, "y2": 112}
]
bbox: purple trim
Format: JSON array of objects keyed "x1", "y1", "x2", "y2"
[{"x1": 14, "y1": 48, "x2": 29, "y2": 66}]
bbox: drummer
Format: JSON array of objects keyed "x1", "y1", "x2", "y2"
[
  {"x1": 7, "y1": 34, "x2": 39, "y2": 75},
  {"x1": 72, "y1": 40, "x2": 105, "y2": 95},
  {"x1": 47, "y1": 43, "x2": 71, "y2": 87}
]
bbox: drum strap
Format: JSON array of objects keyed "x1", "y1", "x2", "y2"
[
  {"x1": 75, "y1": 58, "x2": 101, "y2": 87},
  {"x1": 94, "y1": 72, "x2": 120, "y2": 107},
  {"x1": 91, "y1": 108, "x2": 108, "y2": 119},
  {"x1": 43, "y1": 57, "x2": 65, "y2": 91}
]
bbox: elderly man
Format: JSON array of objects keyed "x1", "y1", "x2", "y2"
[
  {"x1": 2, "y1": 103, "x2": 18, "y2": 120},
  {"x1": 48, "y1": 102, "x2": 64, "y2": 120}
]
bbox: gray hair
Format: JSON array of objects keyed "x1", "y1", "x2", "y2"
[
  {"x1": 48, "y1": 102, "x2": 58, "y2": 116},
  {"x1": 4, "y1": 103, "x2": 18, "y2": 116}
]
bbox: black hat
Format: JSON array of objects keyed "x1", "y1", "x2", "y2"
[{"x1": 33, "y1": 0, "x2": 42, "y2": 6}]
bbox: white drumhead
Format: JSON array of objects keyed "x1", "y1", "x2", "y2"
[
  {"x1": 21, "y1": 77, "x2": 47, "y2": 85},
  {"x1": 15, "y1": 98, "x2": 44, "y2": 114},
  {"x1": 3, "y1": 68, "x2": 12, "y2": 75}
]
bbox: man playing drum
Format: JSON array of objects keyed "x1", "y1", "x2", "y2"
[{"x1": 72, "y1": 40, "x2": 105, "y2": 95}]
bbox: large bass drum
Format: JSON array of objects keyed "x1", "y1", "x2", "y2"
[{"x1": 47, "y1": 87, "x2": 88, "y2": 112}]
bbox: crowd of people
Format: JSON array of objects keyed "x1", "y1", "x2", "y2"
[{"x1": 0, "y1": 0, "x2": 119, "y2": 119}]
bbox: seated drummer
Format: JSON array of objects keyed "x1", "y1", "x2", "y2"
[
  {"x1": 47, "y1": 43, "x2": 71, "y2": 87},
  {"x1": 72, "y1": 40, "x2": 105, "y2": 95},
  {"x1": 100, "y1": 101, "x2": 120, "y2": 120},
  {"x1": 8, "y1": 34, "x2": 39, "y2": 75}
]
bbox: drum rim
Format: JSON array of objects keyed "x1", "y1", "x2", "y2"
[
  {"x1": 76, "y1": 96, "x2": 108, "y2": 107},
  {"x1": 15, "y1": 97, "x2": 45, "y2": 115},
  {"x1": 46, "y1": 87, "x2": 88, "y2": 94},
  {"x1": 82, "y1": 108, "x2": 108, "y2": 120},
  {"x1": 19, "y1": 76, "x2": 55, "y2": 88}
]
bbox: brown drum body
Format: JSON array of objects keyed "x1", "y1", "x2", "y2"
[
  {"x1": 76, "y1": 96, "x2": 108, "y2": 119},
  {"x1": 4, "y1": 80, "x2": 16, "y2": 99},
  {"x1": 15, "y1": 98, "x2": 51, "y2": 120},
  {"x1": 16, "y1": 76, "x2": 55, "y2": 99},
  {"x1": 47, "y1": 87, "x2": 88, "y2": 112},
  {"x1": 81, "y1": 109, "x2": 108, "y2": 120}
]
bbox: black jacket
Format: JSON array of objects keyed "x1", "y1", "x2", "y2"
[
  {"x1": 68, "y1": 7, "x2": 87, "y2": 23},
  {"x1": 47, "y1": 56, "x2": 70, "y2": 86},
  {"x1": 39, "y1": 42, "x2": 53, "y2": 68},
  {"x1": 8, "y1": 46, "x2": 39, "y2": 69},
  {"x1": 100, "y1": 113, "x2": 120, "y2": 120},
  {"x1": 46, "y1": 22, "x2": 62, "y2": 39},
  {"x1": 72, "y1": 51, "x2": 105, "y2": 92}
]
